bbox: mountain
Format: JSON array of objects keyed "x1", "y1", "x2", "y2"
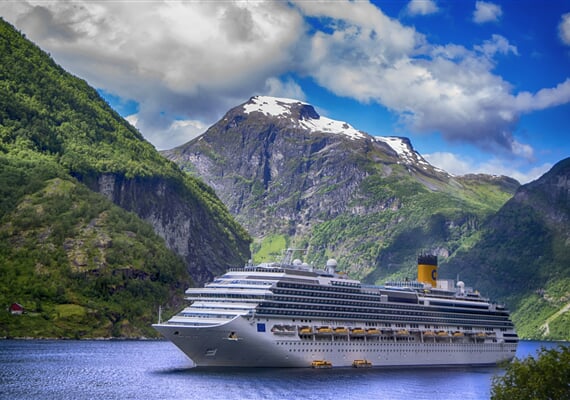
[
  {"x1": 165, "y1": 96, "x2": 570, "y2": 339},
  {"x1": 163, "y1": 96, "x2": 518, "y2": 282},
  {"x1": 0, "y1": 18, "x2": 250, "y2": 338},
  {"x1": 441, "y1": 158, "x2": 570, "y2": 340}
]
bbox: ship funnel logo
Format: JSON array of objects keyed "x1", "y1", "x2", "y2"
[{"x1": 417, "y1": 254, "x2": 438, "y2": 287}]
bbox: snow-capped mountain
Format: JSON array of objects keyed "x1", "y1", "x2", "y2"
[
  {"x1": 165, "y1": 95, "x2": 447, "y2": 230},
  {"x1": 242, "y1": 96, "x2": 431, "y2": 165},
  {"x1": 162, "y1": 95, "x2": 517, "y2": 278},
  {"x1": 243, "y1": 96, "x2": 366, "y2": 140}
]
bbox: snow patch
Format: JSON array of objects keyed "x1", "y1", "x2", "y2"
[
  {"x1": 243, "y1": 96, "x2": 302, "y2": 117},
  {"x1": 374, "y1": 136, "x2": 429, "y2": 167},
  {"x1": 300, "y1": 116, "x2": 365, "y2": 140},
  {"x1": 243, "y1": 96, "x2": 366, "y2": 140}
]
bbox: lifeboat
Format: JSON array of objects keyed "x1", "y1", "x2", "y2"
[
  {"x1": 333, "y1": 327, "x2": 349, "y2": 335},
  {"x1": 311, "y1": 360, "x2": 332, "y2": 368},
  {"x1": 366, "y1": 328, "x2": 380, "y2": 335},
  {"x1": 352, "y1": 359, "x2": 372, "y2": 368},
  {"x1": 298, "y1": 326, "x2": 313, "y2": 335},
  {"x1": 423, "y1": 330, "x2": 435, "y2": 337},
  {"x1": 437, "y1": 330, "x2": 449, "y2": 337},
  {"x1": 453, "y1": 331, "x2": 464, "y2": 337},
  {"x1": 316, "y1": 326, "x2": 333, "y2": 335},
  {"x1": 396, "y1": 329, "x2": 409, "y2": 336},
  {"x1": 350, "y1": 327, "x2": 366, "y2": 336}
]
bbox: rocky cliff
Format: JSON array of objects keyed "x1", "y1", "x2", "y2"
[
  {"x1": 164, "y1": 96, "x2": 518, "y2": 280},
  {"x1": 82, "y1": 173, "x2": 250, "y2": 284}
]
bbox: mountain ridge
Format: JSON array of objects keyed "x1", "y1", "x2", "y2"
[{"x1": 163, "y1": 95, "x2": 518, "y2": 279}]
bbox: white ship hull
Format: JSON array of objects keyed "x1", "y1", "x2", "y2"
[
  {"x1": 154, "y1": 254, "x2": 518, "y2": 368},
  {"x1": 153, "y1": 316, "x2": 517, "y2": 368}
]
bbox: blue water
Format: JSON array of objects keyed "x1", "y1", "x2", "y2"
[{"x1": 0, "y1": 340, "x2": 566, "y2": 400}]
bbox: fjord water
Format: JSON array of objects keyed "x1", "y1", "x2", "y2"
[{"x1": 0, "y1": 340, "x2": 565, "y2": 400}]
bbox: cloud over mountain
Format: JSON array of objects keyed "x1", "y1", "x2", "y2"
[{"x1": 3, "y1": 0, "x2": 568, "y2": 168}]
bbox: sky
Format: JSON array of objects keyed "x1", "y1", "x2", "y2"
[{"x1": 2, "y1": 0, "x2": 569, "y2": 184}]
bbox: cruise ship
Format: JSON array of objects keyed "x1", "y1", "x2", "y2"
[{"x1": 153, "y1": 252, "x2": 518, "y2": 368}]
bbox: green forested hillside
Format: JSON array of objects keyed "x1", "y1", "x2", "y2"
[
  {"x1": 0, "y1": 17, "x2": 245, "y2": 237},
  {"x1": 0, "y1": 153, "x2": 190, "y2": 337},
  {"x1": 310, "y1": 173, "x2": 516, "y2": 283},
  {"x1": 441, "y1": 158, "x2": 570, "y2": 340},
  {"x1": 0, "y1": 18, "x2": 250, "y2": 338},
  {"x1": 0, "y1": 18, "x2": 169, "y2": 178}
]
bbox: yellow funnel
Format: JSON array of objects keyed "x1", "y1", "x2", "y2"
[{"x1": 417, "y1": 254, "x2": 437, "y2": 287}]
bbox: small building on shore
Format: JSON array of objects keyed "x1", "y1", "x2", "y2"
[{"x1": 9, "y1": 303, "x2": 24, "y2": 315}]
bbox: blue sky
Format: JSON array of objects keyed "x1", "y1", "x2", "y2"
[{"x1": 2, "y1": 0, "x2": 569, "y2": 183}]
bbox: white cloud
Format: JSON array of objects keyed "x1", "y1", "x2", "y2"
[
  {"x1": 127, "y1": 114, "x2": 207, "y2": 150},
  {"x1": 293, "y1": 4, "x2": 570, "y2": 161},
  {"x1": 514, "y1": 78, "x2": 570, "y2": 112},
  {"x1": 296, "y1": 6, "x2": 531, "y2": 155},
  {"x1": 559, "y1": 13, "x2": 570, "y2": 46},
  {"x1": 424, "y1": 152, "x2": 473, "y2": 176},
  {"x1": 474, "y1": 34, "x2": 518, "y2": 57},
  {"x1": 406, "y1": 0, "x2": 439, "y2": 16},
  {"x1": 2, "y1": 0, "x2": 304, "y2": 148},
  {"x1": 424, "y1": 152, "x2": 551, "y2": 184},
  {"x1": 473, "y1": 1, "x2": 502, "y2": 24},
  {"x1": 2, "y1": 0, "x2": 568, "y2": 167},
  {"x1": 263, "y1": 77, "x2": 306, "y2": 101}
]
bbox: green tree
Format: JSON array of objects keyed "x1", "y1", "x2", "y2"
[{"x1": 491, "y1": 346, "x2": 570, "y2": 400}]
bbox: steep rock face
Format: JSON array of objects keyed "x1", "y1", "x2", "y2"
[
  {"x1": 164, "y1": 96, "x2": 449, "y2": 238},
  {"x1": 511, "y1": 159, "x2": 570, "y2": 225},
  {"x1": 164, "y1": 96, "x2": 517, "y2": 279},
  {"x1": 86, "y1": 174, "x2": 249, "y2": 284}
]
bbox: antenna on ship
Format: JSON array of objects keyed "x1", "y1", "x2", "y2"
[{"x1": 158, "y1": 305, "x2": 162, "y2": 324}]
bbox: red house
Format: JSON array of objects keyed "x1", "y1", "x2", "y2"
[{"x1": 9, "y1": 303, "x2": 24, "y2": 315}]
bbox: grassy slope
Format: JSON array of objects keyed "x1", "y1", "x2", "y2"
[{"x1": 307, "y1": 170, "x2": 514, "y2": 282}]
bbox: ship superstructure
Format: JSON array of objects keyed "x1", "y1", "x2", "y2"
[{"x1": 153, "y1": 253, "x2": 518, "y2": 368}]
